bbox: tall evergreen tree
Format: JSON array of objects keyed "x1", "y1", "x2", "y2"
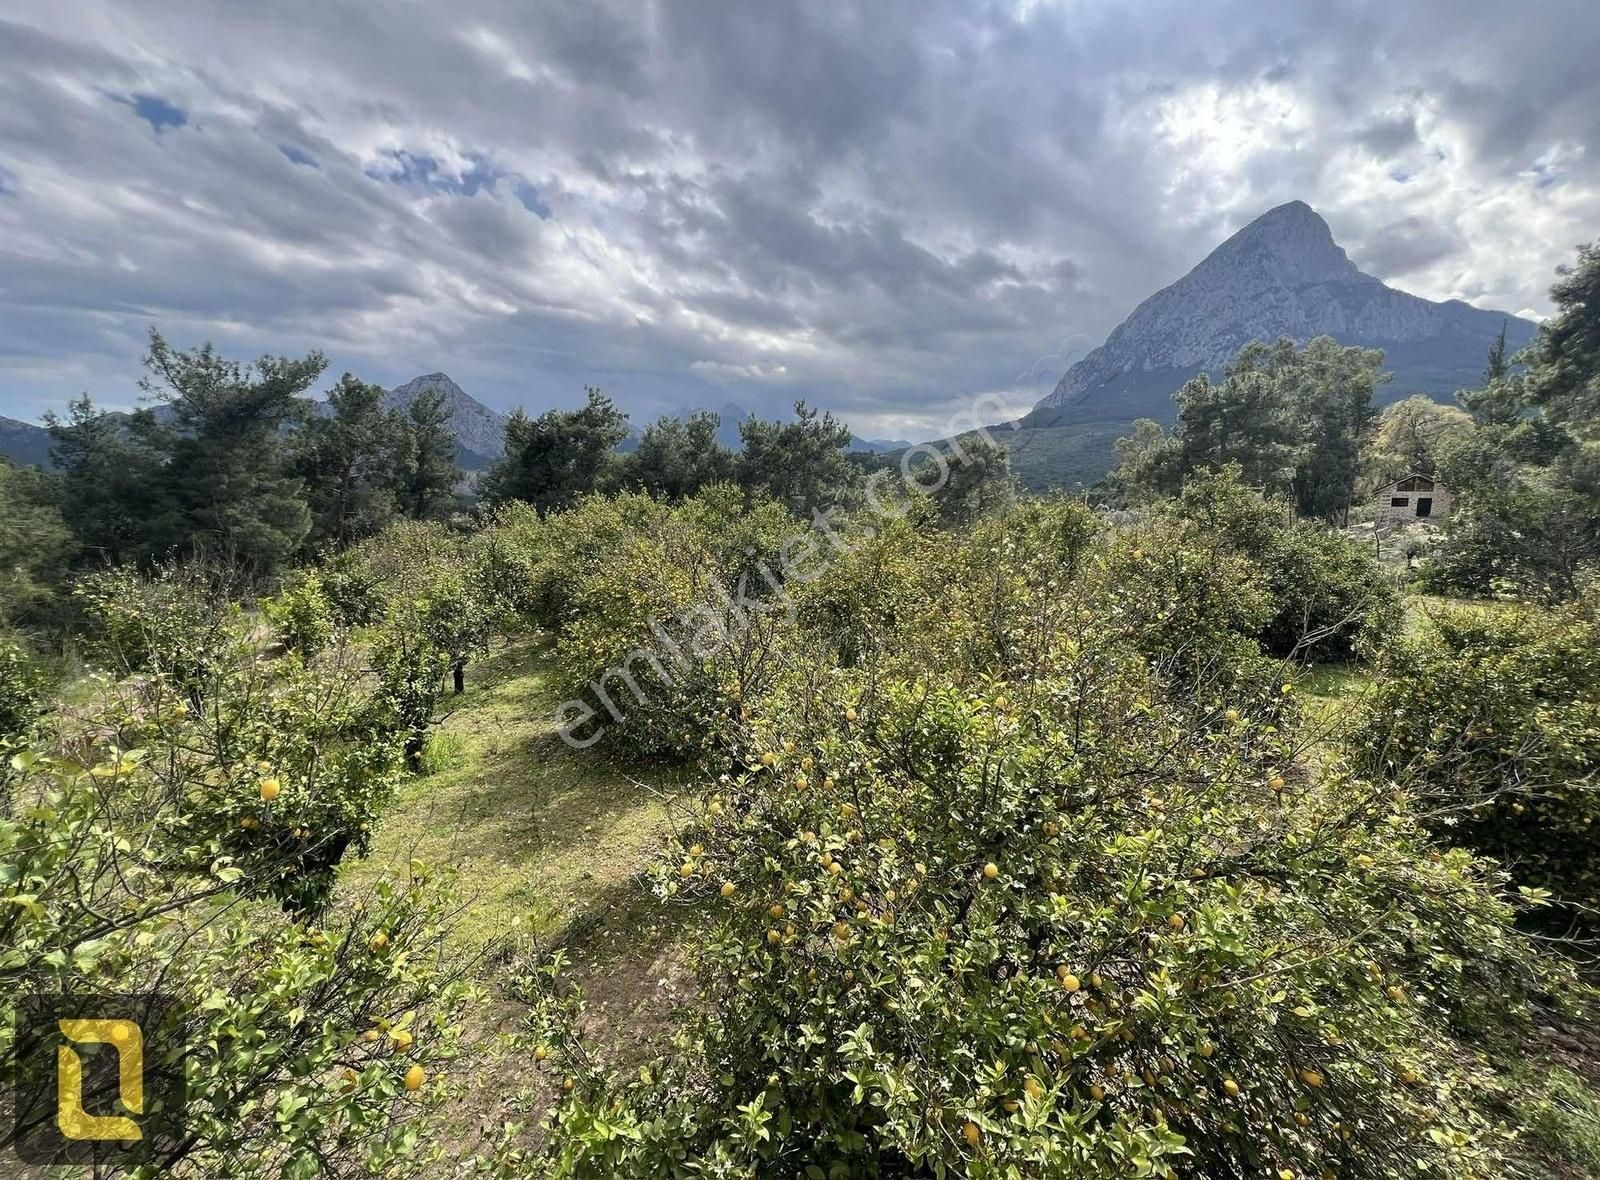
[
  {"x1": 397, "y1": 389, "x2": 463, "y2": 521},
  {"x1": 136, "y1": 330, "x2": 324, "y2": 574},
  {"x1": 924, "y1": 435, "x2": 1015, "y2": 525},
  {"x1": 1528, "y1": 241, "x2": 1600, "y2": 430},
  {"x1": 1110, "y1": 336, "x2": 1384, "y2": 520},
  {"x1": 480, "y1": 386, "x2": 629, "y2": 515},
  {"x1": 0, "y1": 459, "x2": 74, "y2": 631},
  {"x1": 45, "y1": 395, "x2": 162, "y2": 565},
  {"x1": 737, "y1": 401, "x2": 857, "y2": 517},
  {"x1": 1485, "y1": 319, "x2": 1510, "y2": 383},
  {"x1": 621, "y1": 412, "x2": 736, "y2": 501},
  {"x1": 1283, "y1": 336, "x2": 1386, "y2": 521},
  {"x1": 295, "y1": 374, "x2": 406, "y2": 549}
]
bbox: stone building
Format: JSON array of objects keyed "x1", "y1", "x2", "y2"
[{"x1": 1372, "y1": 473, "x2": 1451, "y2": 530}]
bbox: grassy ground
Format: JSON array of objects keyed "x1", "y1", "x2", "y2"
[
  {"x1": 336, "y1": 633, "x2": 698, "y2": 1160},
  {"x1": 341, "y1": 634, "x2": 682, "y2": 950}
]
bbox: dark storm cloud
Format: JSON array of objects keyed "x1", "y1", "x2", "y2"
[{"x1": 0, "y1": 0, "x2": 1597, "y2": 437}]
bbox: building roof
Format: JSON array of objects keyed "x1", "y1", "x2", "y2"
[{"x1": 1372, "y1": 473, "x2": 1439, "y2": 494}]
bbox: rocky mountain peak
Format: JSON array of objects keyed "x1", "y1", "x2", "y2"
[
  {"x1": 1031, "y1": 200, "x2": 1534, "y2": 419},
  {"x1": 1207, "y1": 200, "x2": 1357, "y2": 287},
  {"x1": 382, "y1": 372, "x2": 510, "y2": 466},
  {"x1": 391, "y1": 372, "x2": 470, "y2": 402}
]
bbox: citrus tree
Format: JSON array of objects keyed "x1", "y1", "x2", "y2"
[
  {"x1": 1, "y1": 735, "x2": 476, "y2": 1176},
  {"x1": 501, "y1": 509, "x2": 1574, "y2": 1178},
  {"x1": 1350, "y1": 585, "x2": 1600, "y2": 917}
]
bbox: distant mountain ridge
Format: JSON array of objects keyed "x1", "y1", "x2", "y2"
[
  {"x1": 1029, "y1": 201, "x2": 1535, "y2": 429},
  {"x1": 0, "y1": 414, "x2": 53, "y2": 468},
  {"x1": 997, "y1": 200, "x2": 1537, "y2": 489}
]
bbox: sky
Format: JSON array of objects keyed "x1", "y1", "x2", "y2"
[{"x1": 1, "y1": 1, "x2": 1597, "y2": 440}]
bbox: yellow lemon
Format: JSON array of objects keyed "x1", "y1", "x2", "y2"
[
  {"x1": 982, "y1": 862, "x2": 999, "y2": 880},
  {"x1": 403, "y1": 1064, "x2": 425, "y2": 1092},
  {"x1": 259, "y1": 778, "x2": 281, "y2": 802}
]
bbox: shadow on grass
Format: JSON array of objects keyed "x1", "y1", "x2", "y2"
[{"x1": 342, "y1": 632, "x2": 692, "y2": 949}]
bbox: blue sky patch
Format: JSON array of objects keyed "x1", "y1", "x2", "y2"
[
  {"x1": 113, "y1": 92, "x2": 188, "y2": 136},
  {"x1": 0, "y1": 162, "x2": 15, "y2": 196},
  {"x1": 515, "y1": 180, "x2": 551, "y2": 218},
  {"x1": 279, "y1": 144, "x2": 319, "y2": 168},
  {"x1": 367, "y1": 148, "x2": 551, "y2": 216}
]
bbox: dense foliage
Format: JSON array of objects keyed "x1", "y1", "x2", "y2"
[
  {"x1": 495, "y1": 491, "x2": 1575, "y2": 1179},
  {"x1": 3, "y1": 244, "x2": 1600, "y2": 1178},
  {"x1": 1, "y1": 571, "x2": 477, "y2": 1174},
  {"x1": 1351, "y1": 587, "x2": 1600, "y2": 918},
  {"x1": 1111, "y1": 336, "x2": 1387, "y2": 523}
]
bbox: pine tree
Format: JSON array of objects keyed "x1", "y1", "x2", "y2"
[
  {"x1": 398, "y1": 389, "x2": 462, "y2": 521},
  {"x1": 1485, "y1": 319, "x2": 1510, "y2": 383},
  {"x1": 296, "y1": 374, "x2": 406, "y2": 549},
  {"x1": 622, "y1": 412, "x2": 736, "y2": 501},
  {"x1": 736, "y1": 401, "x2": 857, "y2": 517},
  {"x1": 137, "y1": 330, "x2": 323, "y2": 575},
  {"x1": 480, "y1": 386, "x2": 628, "y2": 514}
]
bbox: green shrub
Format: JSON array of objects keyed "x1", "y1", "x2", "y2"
[
  {"x1": 0, "y1": 636, "x2": 47, "y2": 747},
  {"x1": 537, "y1": 486, "x2": 803, "y2": 761},
  {"x1": 74, "y1": 563, "x2": 237, "y2": 703},
  {"x1": 263, "y1": 568, "x2": 334, "y2": 657},
  {"x1": 1, "y1": 740, "x2": 474, "y2": 1175},
  {"x1": 317, "y1": 548, "x2": 386, "y2": 628},
  {"x1": 1418, "y1": 481, "x2": 1598, "y2": 603},
  {"x1": 518, "y1": 642, "x2": 1568, "y2": 1176},
  {"x1": 1350, "y1": 586, "x2": 1600, "y2": 914},
  {"x1": 1163, "y1": 468, "x2": 1401, "y2": 660}
]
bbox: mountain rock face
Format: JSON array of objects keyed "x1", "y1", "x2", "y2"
[
  {"x1": 382, "y1": 373, "x2": 510, "y2": 469},
  {"x1": 1027, "y1": 201, "x2": 1536, "y2": 431},
  {"x1": 0, "y1": 414, "x2": 54, "y2": 468}
]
